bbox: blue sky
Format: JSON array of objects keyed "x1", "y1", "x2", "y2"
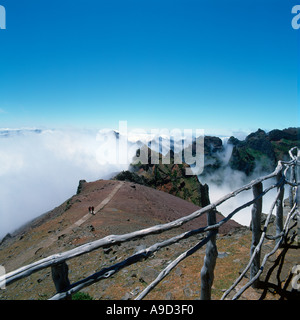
[{"x1": 0, "y1": 0, "x2": 299, "y2": 135}]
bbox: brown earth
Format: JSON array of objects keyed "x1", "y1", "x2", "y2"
[{"x1": 0, "y1": 179, "x2": 298, "y2": 300}]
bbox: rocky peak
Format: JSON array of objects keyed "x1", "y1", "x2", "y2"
[{"x1": 114, "y1": 146, "x2": 210, "y2": 208}]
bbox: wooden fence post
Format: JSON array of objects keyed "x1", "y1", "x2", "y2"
[
  {"x1": 250, "y1": 182, "x2": 262, "y2": 288},
  {"x1": 51, "y1": 261, "x2": 71, "y2": 299},
  {"x1": 297, "y1": 210, "x2": 300, "y2": 247},
  {"x1": 296, "y1": 186, "x2": 300, "y2": 246},
  {"x1": 296, "y1": 150, "x2": 300, "y2": 246},
  {"x1": 275, "y1": 172, "x2": 284, "y2": 245},
  {"x1": 200, "y1": 209, "x2": 218, "y2": 300},
  {"x1": 289, "y1": 165, "x2": 295, "y2": 208}
]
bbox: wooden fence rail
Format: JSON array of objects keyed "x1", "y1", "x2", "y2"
[{"x1": 0, "y1": 148, "x2": 299, "y2": 300}]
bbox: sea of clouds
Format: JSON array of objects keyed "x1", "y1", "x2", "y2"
[
  {"x1": 0, "y1": 128, "x2": 280, "y2": 240},
  {"x1": 0, "y1": 128, "x2": 137, "y2": 239},
  {"x1": 198, "y1": 139, "x2": 279, "y2": 227}
]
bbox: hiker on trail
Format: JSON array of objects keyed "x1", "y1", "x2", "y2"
[
  {"x1": 88, "y1": 206, "x2": 92, "y2": 214},
  {"x1": 92, "y1": 206, "x2": 95, "y2": 215}
]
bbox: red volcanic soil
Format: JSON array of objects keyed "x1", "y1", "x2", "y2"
[
  {"x1": 99, "y1": 180, "x2": 241, "y2": 234},
  {"x1": 1, "y1": 179, "x2": 241, "y2": 270},
  {"x1": 0, "y1": 179, "x2": 242, "y2": 300},
  {"x1": 2, "y1": 179, "x2": 297, "y2": 301},
  {"x1": 16, "y1": 179, "x2": 240, "y2": 242}
]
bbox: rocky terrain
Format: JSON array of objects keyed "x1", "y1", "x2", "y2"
[
  {"x1": 114, "y1": 127, "x2": 300, "y2": 194},
  {"x1": 202, "y1": 127, "x2": 300, "y2": 177},
  {"x1": 0, "y1": 127, "x2": 299, "y2": 300},
  {"x1": 114, "y1": 147, "x2": 210, "y2": 208},
  {"x1": 0, "y1": 179, "x2": 242, "y2": 300},
  {"x1": 0, "y1": 178, "x2": 298, "y2": 300}
]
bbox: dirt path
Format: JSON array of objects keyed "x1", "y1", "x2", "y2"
[
  {"x1": 33, "y1": 181, "x2": 124, "y2": 253},
  {"x1": 74, "y1": 181, "x2": 124, "y2": 226}
]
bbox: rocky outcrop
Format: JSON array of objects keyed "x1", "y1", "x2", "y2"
[
  {"x1": 268, "y1": 127, "x2": 300, "y2": 142},
  {"x1": 76, "y1": 180, "x2": 87, "y2": 195},
  {"x1": 228, "y1": 146, "x2": 256, "y2": 175},
  {"x1": 198, "y1": 127, "x2": 299, "y2": 177},
  {"x1": 201, "y1": 136, "x2": 224, "y2": 175},
  {"x1": 114, "y1": 127, "x2": 299, "y2": 200},
  {"x1": 227, "y1": 129, "x2": 276, "y2": 174},
  {"x1": 0, "y1": 233, "x2": 12, "y2": 246},
  {"x1": 228, "y1": 127, "x2": 300, "y2": 175},
  {"x1": 114, "y1": 147, "x2": 210, "y2": 208}
]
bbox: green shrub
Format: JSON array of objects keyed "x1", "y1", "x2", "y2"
[{"x1": 72, "y1": 292, "x2": 93, "y2": 300}]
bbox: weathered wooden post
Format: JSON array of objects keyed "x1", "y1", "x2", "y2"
[
  {"x1": 289, "y1": 165, "x2": 295, "y2": 208},
  {"x1": 200, "y1": 209, "x2": 218, "y2": 300},
  {"x1": 275, "y1": 172, "x2": 284, "y2": 245},
  {"x1": 250, "y1": 182, "x2": 262, "y2": 288},
  {"x1": 296, "y1": 149, "x2": 300, "y2": 246},
  {"x1": 296, "y1": 185, "x2": 300, "y2": 246},
  {"x1": 51, "y1": 261, "x2": 71, "y2": 299}
]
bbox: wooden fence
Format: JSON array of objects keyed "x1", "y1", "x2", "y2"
[{"x1": 0, "y1": 147, "x2": 299, "y2": 300}]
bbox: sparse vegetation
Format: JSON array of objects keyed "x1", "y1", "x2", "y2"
[{"x1": 72, "y1": 292, "x2": 93, "y2": 300}]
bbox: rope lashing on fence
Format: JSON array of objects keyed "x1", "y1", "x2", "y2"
[{"x1": 0, "y1": 147, "x2": 299, "y2": 300}]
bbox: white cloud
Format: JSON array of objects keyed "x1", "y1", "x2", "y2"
[
  {"x1": 199, "y1": 145, "x2": 278, "y2": 226},
  {"x1": 0, "y1": 129, "x2": 135, "y2": 239}
]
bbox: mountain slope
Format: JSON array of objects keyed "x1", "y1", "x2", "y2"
[
  {"x1": 0, "y1": 179, "x2": 298, "y2": 300},
  {"x1": 228, "y1": 127, "x2": 300, "y2": 175},
  {"x1": 0, "y1": 179, "x2": 240, "y2": 300}
]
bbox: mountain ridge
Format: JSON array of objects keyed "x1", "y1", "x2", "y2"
[
  {"x1": 0, "y1": 127, "x2": 299, "y2": 300},
  {"x1": 0, "y1": 179, "x2": 241, "y2": 300}
]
